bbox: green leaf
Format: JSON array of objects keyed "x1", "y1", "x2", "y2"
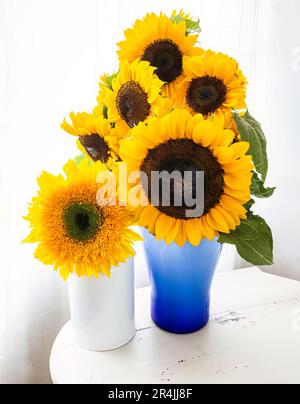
[
  {"x1": 185, "y1": 18, "x2": 201, "y2": 35},
  {"x1": 170, "y1": 15, "x2": 201, "y2": 35},
  {"x1": 251, "y1": 172, "x2": 276, "y2": 198},
  {"x1": 234, "y1": 111, "x2": 268, "y2": 183},
  {"x1": 219, "y1": 215, "x2": 274, "y2": 266},
  {"x1": 244, "y1": 199, "x2": 255, "y2": 213}
]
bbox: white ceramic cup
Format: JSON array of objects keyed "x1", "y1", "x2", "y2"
[{"x1": 68, "y1": 258, "x2": 135, "y2": 351}]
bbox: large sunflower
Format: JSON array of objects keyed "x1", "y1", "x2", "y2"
[
  {"x1": 120, "y1": 109, "x2": 253, "y2": 247},
  {"x1": 24, "y1": 159, "x2": 141, "y2": 280},
  {"x1": 61, "y1": 112, "x2": 120, "y2": 163},
  {"x1": 104, "y1": 59, "x2": 165, "y2": 134},
  {"x1": 117, "y1": 12, "x2": 202, "y2": 98},
  {"x1": 175, "y1": 50, "x2": 247, "y2": 117}
]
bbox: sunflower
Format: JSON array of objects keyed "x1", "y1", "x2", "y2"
[
  {"x1": 174, "y1": 50, "x2": 247, "y2": 117},
  {"x1": 24, "y1": 159, "x2": 141, "y2": 280},
  {"x1": 117, "y1": 12, "x2": 202, "y2": 98},
  {"x1": 120, "y1": 109, "x2": 253, "y2": 247},
  {"x1": 104, "y1": 59, "x2": 165, "y2": 134},
  {"x1": 61, "y1": 112, "x2": 120, "y2": 163}
]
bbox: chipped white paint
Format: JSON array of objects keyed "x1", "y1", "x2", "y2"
[{"x1": 50, "y1": 268, "x2": 300, "y2": 384}]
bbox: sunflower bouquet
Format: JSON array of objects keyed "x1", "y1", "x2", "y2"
[{"x1": 25, "y1": 9, "x2": 275, "y2": 282}]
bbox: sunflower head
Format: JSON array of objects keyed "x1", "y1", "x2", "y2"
[
  {"x1": 24, "y1": 159, "x2": 141, "y2": 280},
  {"x1": 120, "y1": 109, "x2": 253, "y2": 247},
  {"x1": 174, "y1": 50, "x2": 247, "y2": 117},
  {"x1": 61, "y1": 112, "x2": 120, "y2": 163},
  {"x1": 104, "y1": 59, "x2": 165, "y2": 134},
  {"x1": 117, "y1": 12, "x2": 202, "y2": 97}
]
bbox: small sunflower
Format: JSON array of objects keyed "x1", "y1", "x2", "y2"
[
  {"x1": 175, "y1": 50, "x2": 247, "y2": 117},
  {"x1": 61, "y1": 112, "x2": 120, "y2": 163},
  {"x1": 120, "y1": 109, "x2": 253, "y2": 247},
  {"x1": 24, "y1": 159, "x2": 141, "y2": 280},
  {"x1": 104, "y1": 59, "x2": 165, "y2": 134},
  {"x1": 117, "y1": 12, "x2": 202, "y2": 98}
]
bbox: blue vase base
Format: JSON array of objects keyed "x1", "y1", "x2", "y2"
[
  {"x1": 151, "y1": 305, "x2": 210, "y2": 334},
  {"x1": 151, "y1": 318, "x2": 210, "y2": 335}
]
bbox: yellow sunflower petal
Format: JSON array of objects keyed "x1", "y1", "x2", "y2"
[
  {"x1": 214, "y1": 205, "x2": 236, "y2": 231},
  {"x1": 165, "y1": 219, "x2": 181, "y2": 245},
  {"x1": 138, "y1": 205, "x2": 160, "y2": 228},
  {"x1": 186, "y1": 219, "x2": 202, "y2": 246},
  {"x1": 175, "y1": 222, "x2": 188, "y2": 247},
  {"x1": 200, "y1": 216, "x2": 218, "y2": 240},
  {"x1": 230, "y1": 141, "x2": 250, "y2": 159},
  {"x1": 207, "y1": 208, "x2": 230, "y2": 233},
  {"x1": 155, "y1": 214, "x2": 175, "y2": 241},
  {"x1": 220, "y1": 195, "x2": 247, "y2": 216}
]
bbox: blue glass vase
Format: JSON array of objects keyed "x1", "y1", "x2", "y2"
[{"x1": 142, "y1": 229, "x2": 222, "y2": 334}]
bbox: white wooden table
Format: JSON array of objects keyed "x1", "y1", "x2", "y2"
[{"x1": 50, "y1": 267, "x2": 300, "y2": 384}]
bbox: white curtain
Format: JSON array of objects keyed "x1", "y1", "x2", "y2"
[
  {"x1": 1, "y1": 0, "x2": 295, "y2": 384},
  {"x1": 253, "y1": 0, "x2": 300, "y2": 281}
]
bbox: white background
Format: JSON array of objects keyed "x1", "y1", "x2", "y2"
[{"x1": 0, "y1": 0, "x2": 299, "y2": 384}]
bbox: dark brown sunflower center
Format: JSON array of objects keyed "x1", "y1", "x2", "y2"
[
  {"x1": 79, "y1": 134, "x2": 110, "y2": 163},
  {"x1": 64, "y1": 203, "x2": 101, "y2": 242},
  {"x1": 116, "y1": 81, "x2": 151, "y2": 128},
  {"x1": 142, "y1": 39, "x2": 183, "y2": 83},
  {"x1": 140, "y1": 139, "x2": 224, "y2": 220},
  {"x1": 187, "y1": 76, "x2": 227, "y2": 116}
]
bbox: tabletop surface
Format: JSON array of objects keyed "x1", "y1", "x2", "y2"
[{"x1": 50, "y1": 267, "x2": 300, "y2": 384}]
